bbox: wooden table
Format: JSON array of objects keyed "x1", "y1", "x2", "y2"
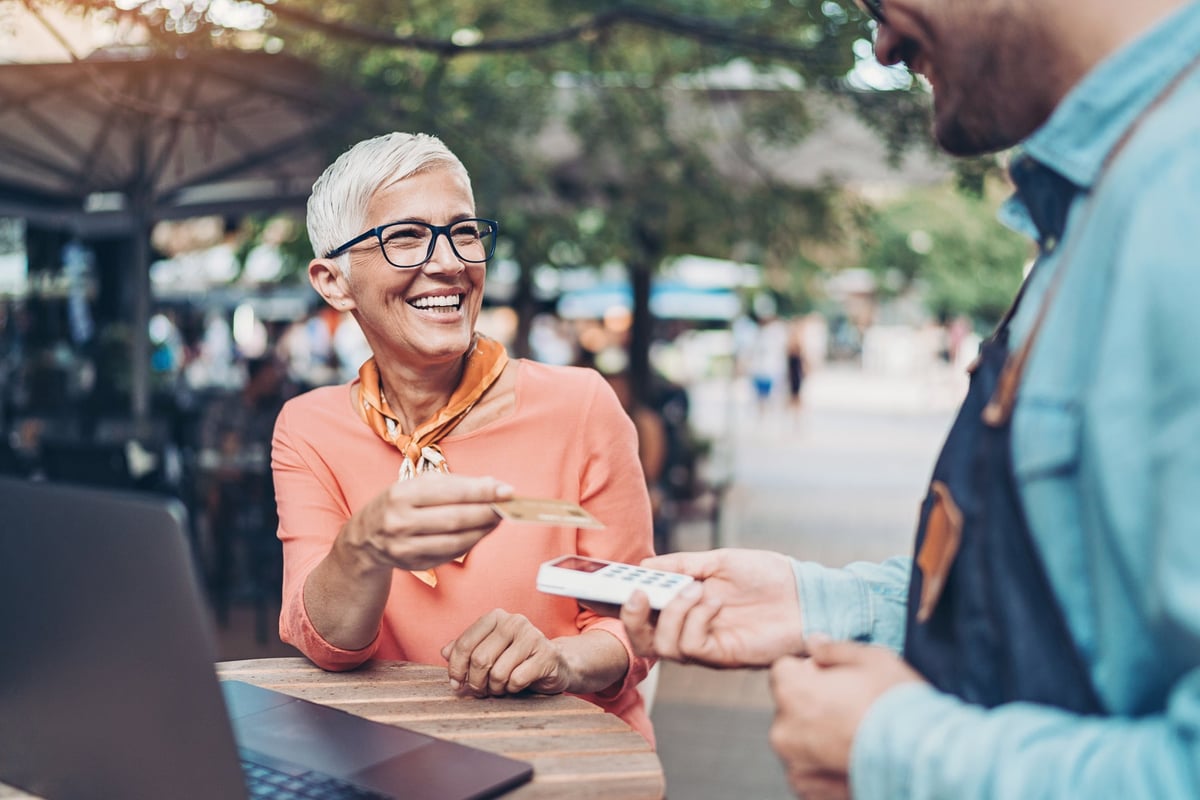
[
  {"x1": 218, "y1": 657, "x2": 664, "y2": 799},
  {"x1": 0, "y1": 657, "x2": 664, "y2": 800}
]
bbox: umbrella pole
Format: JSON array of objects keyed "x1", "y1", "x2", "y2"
[{"x1": 129, "y1": 204, "x2": 151, "y2": 432}]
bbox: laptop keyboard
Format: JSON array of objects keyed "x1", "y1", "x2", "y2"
[{"x1": 241, "y1": 757, "x2": 390, "y2": 799}]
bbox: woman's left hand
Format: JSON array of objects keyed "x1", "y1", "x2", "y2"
[{"x1": 441, "y1": 609, "x2": 572, "y2": 697}]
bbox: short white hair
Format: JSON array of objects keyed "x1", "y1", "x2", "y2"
[{"x1": 306, "y1": 132, "x2": 472, "y2": 273}]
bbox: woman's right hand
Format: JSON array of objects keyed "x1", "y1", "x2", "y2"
[{"x1": 338, "y1": 473, "x2": 513, "y2": 573}]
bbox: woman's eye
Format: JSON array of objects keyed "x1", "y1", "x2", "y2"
[{"x1": 383, "y1": 226, "x2": 428, "y2": 246}]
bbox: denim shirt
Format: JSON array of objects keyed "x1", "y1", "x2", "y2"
[{"x1": 793, "y1": 4, "x2": 1200, "y2": 797}]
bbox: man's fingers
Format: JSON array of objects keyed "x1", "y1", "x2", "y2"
[
  {"x1": 639, "y1": 551, "x2": 718, "y2": 580},
  {"x1": 768, "y1": 654, "x2": 810, "y2": 697},
  {"x1": 619, "y1": 590, "x2": 656, "y2": 656},
  {"x1": 675, "y1": 593, "x2": 722, "y2": 661},
  {"x1": 786, "y1": 770, "x2": 850, "y2": 800},
  {"x1": 649, "y1": 582, "x2": 704, "y2": 661},
  {"x1": 807, "y1": 637, "x2": 875, "y2": 667}
]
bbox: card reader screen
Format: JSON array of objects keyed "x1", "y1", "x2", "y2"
[{"x1": 555, "y1": 556, "x2": 608, "y2": 573}]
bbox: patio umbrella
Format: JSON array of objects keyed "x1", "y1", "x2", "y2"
[{"x1": 0, "y1": 48, "x2": 363, "y2": 425}]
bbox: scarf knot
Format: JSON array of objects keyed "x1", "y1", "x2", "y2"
[
  {"x1": 353, "y1": 335, "x2": 509, "y2": 587},
  {"x1": 398, "y1": 445, "x2": 448, "y2": 480}
]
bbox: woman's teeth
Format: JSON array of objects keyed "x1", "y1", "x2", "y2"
[{"x1": 410, "y1": 295, "x2": 461, "y2": 312}]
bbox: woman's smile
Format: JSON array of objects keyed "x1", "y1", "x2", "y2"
[{"x1": 408, "y1": 292, "x2": 465, "y2": 314}]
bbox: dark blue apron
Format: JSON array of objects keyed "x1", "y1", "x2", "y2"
[
  {"x1": 901, "y1": 316, "x2": 1102, "y2": 712},
  {"x1": 901, "y1": 53, "x2": 1200, "y2": 712}
]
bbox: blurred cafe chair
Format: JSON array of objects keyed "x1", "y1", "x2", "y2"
[{"x1": 36, "y1": 439, "x2": 136, "y2": 490}]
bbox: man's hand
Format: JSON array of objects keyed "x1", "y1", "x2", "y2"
[
  {"x1": 619, "y1": 548, "x2": 806, "y2": 668},
  {"x1": 768, "y1": 638, "x2": 925, "y2": 799}
]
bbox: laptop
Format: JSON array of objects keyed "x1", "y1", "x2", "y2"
[{"x1": 0, "y1": 476, "x2": 534, "y2": 800}]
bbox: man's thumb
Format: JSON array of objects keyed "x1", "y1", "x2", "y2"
[{"x1": 805, "y1": 634, "x2": 860, "y2": 666}]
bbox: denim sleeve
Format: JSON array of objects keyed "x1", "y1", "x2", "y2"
[
  {"x1": 792, "y1": 557, "x2": 910, "y2": 651},
  {"x1": 852, "y1": 676, "x2": 1200, "y2": 799},
  {"x1": 851, "y1": 684, "x2": 1135, "y2": 799}
]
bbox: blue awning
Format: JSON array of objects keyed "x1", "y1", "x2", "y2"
[{"x1": 556, "y1": 281, "x2": 741, "y2": 321}]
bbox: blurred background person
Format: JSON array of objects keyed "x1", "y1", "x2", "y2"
[
  {"x1": 199, "y1": 354, "x2": 293, "y2": 628},
  {"x1": 747, "y1": 309, "x2": 788, "y2": 417},
  {"x1": 785, "y1": 317, "x2": 806, "y2": 420}
]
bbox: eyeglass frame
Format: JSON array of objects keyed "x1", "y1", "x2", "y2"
[
  {"x1": 855, "y1": 0, "x2": 885, "y2": 24},
  {"x1": 323, "y1": 217, "x2": 500, "y2": 269}
]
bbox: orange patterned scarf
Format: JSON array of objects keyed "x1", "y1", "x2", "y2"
[{"x1": 353, "y1": 334, "x2": 509, "y2": 586}]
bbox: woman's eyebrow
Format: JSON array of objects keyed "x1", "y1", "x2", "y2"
[{"x1": 383, "y1": 212, "x2": 475, "y2": 226}]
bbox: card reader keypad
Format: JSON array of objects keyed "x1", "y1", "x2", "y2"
[{"x1": 603, "y1": 563, "x2": 689, "y2": 588}]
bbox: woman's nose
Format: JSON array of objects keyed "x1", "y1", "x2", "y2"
[{"x1": 422, "y1": 232, "x2": 466, "y2": 274}]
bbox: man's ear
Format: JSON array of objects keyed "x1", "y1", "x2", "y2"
[{"x1": 308, "y1": 258, "x2": 355, "y2": 311}]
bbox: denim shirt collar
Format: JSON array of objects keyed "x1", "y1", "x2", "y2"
[{"x1": 1000, "y1": 3, "x2": 1200, "y2": 245}]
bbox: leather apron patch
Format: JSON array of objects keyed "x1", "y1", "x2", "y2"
[{"x1": 916, "y1": 480, "x2": 962, "y2": 623}]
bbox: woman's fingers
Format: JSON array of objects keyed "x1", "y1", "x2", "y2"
[
  {"x1": 444, "y1": 611, "x2": 552, "y2": 697},
  {"x1": 444, "y1": 611, "x2": 500, "y2": 693},
  {"x1": 363, "y1": 474, "x2": 514, "y2": 570},
  {"x1": 391, "y1": 473, "x2": 513, "y2": 508}
]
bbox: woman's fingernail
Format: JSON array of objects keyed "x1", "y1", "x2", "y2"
[
  {"x1": 449, "y1": 679, "x2": 461, "y2": 691},
  {"x1": 680, "y1": 582, "x2": 702, "y2": 600}
]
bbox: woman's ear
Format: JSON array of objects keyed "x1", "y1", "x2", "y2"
[{"x1": 308, "y1": 258, "x2": 355, "y2": 311}]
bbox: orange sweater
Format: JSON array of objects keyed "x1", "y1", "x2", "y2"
[{"x1": 272, "y1": 359, "x2": 657, "y2": 744}]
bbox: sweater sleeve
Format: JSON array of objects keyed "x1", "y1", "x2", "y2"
[
  {"x1": 571, "y1": 370, "x2": 657, "y2": 700},
  {"x1": 272, "y1": 400, "x2": 379, "y2": 670}
]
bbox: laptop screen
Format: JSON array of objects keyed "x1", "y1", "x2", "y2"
[
  {"x1": 0, "y1": 477, "x2": 248, "y2": 799},
  {"x1": 0, "y1": 477, "x2": 532, "y2": 800}
]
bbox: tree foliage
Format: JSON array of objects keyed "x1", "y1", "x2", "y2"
[
  {"x1": 860, "y1": 182, "x2": 1030, "y2": 328},
  {"x1": 29, "y1": 0, "x2": 1006, "y2": 391}
]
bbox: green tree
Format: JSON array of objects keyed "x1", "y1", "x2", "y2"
[
  {"x1": 860, "y1": 182, "x2": 1031, "y2": 328},
  {"x1": 262, "y1": 0, "x2": 891, "y2": 396},
  {"x1": 44, "y1": 0, "x2": 942, "y2": 395}
]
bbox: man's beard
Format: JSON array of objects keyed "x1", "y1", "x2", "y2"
[{"x1": 931, "y1": 83, "x2": 1026, "y2": 157}]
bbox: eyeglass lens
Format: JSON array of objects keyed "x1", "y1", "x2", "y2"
[{"x1": 379, "y1": 219, "x2": 497, "y2": 268}]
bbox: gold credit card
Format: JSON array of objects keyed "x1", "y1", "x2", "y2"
[{"x1": 492, "y1": 497, "x2": 605, "y2": 529}]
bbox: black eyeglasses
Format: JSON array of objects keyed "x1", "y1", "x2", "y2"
[
  {"x1": 324, "y1": 218, "x2": 500, "y2": 269},
  {"x1": 855, "y1": 0, "x2": 885, "y2": 24}
]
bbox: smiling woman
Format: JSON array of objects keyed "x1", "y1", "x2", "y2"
[{"x1": 271, "y1": 132, "x2": 658, "y2": 745}]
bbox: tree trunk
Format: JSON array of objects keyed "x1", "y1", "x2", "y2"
[
  {"x1": 511, "y1": 259, "x2": 535, "y2": 359},
  {"x1": 628, "y1": 259, "x2": 654, "y2": 407}
]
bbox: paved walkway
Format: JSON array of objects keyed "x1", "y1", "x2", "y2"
[{"x1": 651, "y1": 362, "x2": 962, "y2": 798}]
